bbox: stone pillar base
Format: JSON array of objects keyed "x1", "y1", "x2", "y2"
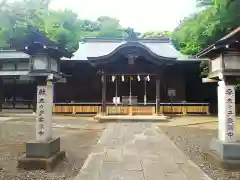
[
  {"x1": 206, "y1": 138, "x2": 240, "y2": 169},
  {"x1": 18, "y1": 137, "x2": 65, "y2": 171}
]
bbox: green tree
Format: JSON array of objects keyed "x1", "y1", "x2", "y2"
[
  {"x1": 139, "y1": 31, "x2": 172, "y2": 38},
  {"x1": 173, "y1": 0, "x2": 240, "y2": 55},
  {"x1": 0, "y1": 0, "x2": 83, "y2": 52},
  {"x1": 124, "y1": 27, "x2": 139, "y2": 38},
  {"x1": 172, "y1": 0, "x2": 240, "y2": 77},
  {"x1": 95, "y1": 16, "x2": 124, "y2": 37},
  {"x1": 196, "y1": 0, "x2": 214, "y2": 7},
  {"x1": 0, "y1": 1, "x2": 137, "y2": 51}
]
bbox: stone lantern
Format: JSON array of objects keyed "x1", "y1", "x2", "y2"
[
  {"x1": 29, "y1": 53, "x2": 59, "y2": 76},
  {"x1": 18, "y1": 28, "x2": 72, "y2": 171},
  {"x1": 197, "y1": 27, "x2": 240, "y2": 168},
  {"x1": 207, "y1": 47, "x2": 240, "y2": 81}
]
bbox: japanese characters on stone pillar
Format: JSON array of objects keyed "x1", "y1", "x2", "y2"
[
  {"x1": 36, "y1": 81, "x2": 53, "y2": 141},
  {"x1": 196, "y1": 28, "x2": 240, "y2": 167},
  {"x1": 218, "y1": 81, "x2": 236, "y2": 142},
  {"x1": 17, "y1": 29, "x2": 72, "y2": 171},
  {"x1": 225, "y1": 85, "x2": 236, "y2": 141}
]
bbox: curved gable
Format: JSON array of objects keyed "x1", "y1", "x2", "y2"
[
  {"x1": 87, "y1": 41, "x2": 176, "y2": 61},
  {"x1": 63, "y1": 37, "x2": 181, "y2": 61}
]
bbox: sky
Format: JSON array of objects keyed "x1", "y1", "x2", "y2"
[{"x1": 50, "y1": 0, "x2": 197, "y2": 33}]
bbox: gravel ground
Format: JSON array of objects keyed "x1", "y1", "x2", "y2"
[
  {"x1": 160, "y1": 124, "x2": 240, "y2": 180},
  {"x1": 0, "y1": 119, "x2": 105, "y2": 180}
]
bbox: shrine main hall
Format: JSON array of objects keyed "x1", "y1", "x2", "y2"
[{"x1": 0, "y1": 37, "x2": 212, "y2": 115}]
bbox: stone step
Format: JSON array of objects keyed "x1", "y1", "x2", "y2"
[{"x1": 95, "y1": 115, "x2": 171, "y2": 122}]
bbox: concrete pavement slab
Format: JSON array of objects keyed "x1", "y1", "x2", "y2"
[{"x1": 74, "y1": 122, "x2": 212, "y2": 180}]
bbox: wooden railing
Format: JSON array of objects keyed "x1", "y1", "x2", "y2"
[
  {"x1": 159, "y1": 103, "x2": 210, "y2": 115},
  {"x1": 1, "y1": 101, "x2": 210, "y2": 115},
  {"x1": 52, "y1": 102, "x2": 210, "y2": 115}
]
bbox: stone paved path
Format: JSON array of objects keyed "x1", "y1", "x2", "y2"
[
  {"x1": 75, "y1": 122, "x2": 212, "y2": 180},
  {"x1": 0, "y1": 117, "x2": 13, "y2": 122}
]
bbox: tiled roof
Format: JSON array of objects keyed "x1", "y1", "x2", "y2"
[
  {"x1": 0, "y1": 38, "x2": 201, "y2": 62},
  {"x1": 0, "y1": 50, "x2": 29, "y2": 59},
  {"x1": 62, "y1": 37, "x2": 182, "y2": 61}
]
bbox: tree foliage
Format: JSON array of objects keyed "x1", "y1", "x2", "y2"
[
  {"x1": 0, "y1": 0, "x2": 137, "y2": 53},
  {"x1": 139, "y1": 31, "x2": 172, "y2": 38},
  {"x1": 172, "y1": 0, "x2": 240, "y2": 77},
  {"x1": 124, "y1": 27, "x2": 140, "y2": 39},
  {"x1": 0, "y1": 0, "x2": 81, "y2": 52},
  {"x1": 196, "y1": 0, "x2": 214, "y2": 7},
  {"x1": 173, "y1": 0, "x2": 240, "y2": 55},
  {"x1": 95, "y1": 16, "x2": 124, "y2": 37}
]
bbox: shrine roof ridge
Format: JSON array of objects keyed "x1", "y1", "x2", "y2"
[{"x1": 83, "y1": 36, "x2": 171, "y2": 43}]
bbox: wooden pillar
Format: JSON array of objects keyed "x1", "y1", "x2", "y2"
[
  {"x1": 12, "y1": 78, "x2": 16, "y2": 109},
  {"x1": 0, "y1": 77, "x2": 3, "y2": 112},
  {"x1": 32, "y1": 81, "x2": 37, "y2": 113},
  {"x1": 155, "y1": 74, "x2": 160, "y2": 115},
  {"x1": 101, "y1": 73, "x2": 107, "y2": 115}
]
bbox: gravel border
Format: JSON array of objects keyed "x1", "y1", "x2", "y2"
[
  {"x1": 160, "y1": 125, "x2": 240, "y2": 180},
  {"x1": 0, "y1": 121, "x2": 104, "y2": 180}
]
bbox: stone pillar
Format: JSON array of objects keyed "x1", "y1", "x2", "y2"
[
  {"x1": 155, "y1": 75, "x2": 160, "y2": 115},
  {"x1": 101, "y1": 73, "x2": 107, "y2": 115},
  {"x1": 208, "y1": 80, "x2": 240, "y2": 168},
  {"x1": 36, "y1": 80, "x2": 53, "y2": 141},
  {"x1": 18, "y1": 77, "x2": 65, "y2": 171},
  {"x1": 217, "y1": 80, "x2": 236, "y2": 142}
]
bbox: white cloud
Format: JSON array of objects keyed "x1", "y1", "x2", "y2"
[{"x1": 50, "y1": 0, "x2": 197, "y2": 32}]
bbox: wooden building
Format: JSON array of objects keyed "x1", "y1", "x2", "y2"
[{"x1": 0, "y1": 37, "x2": 210, "y2": 115}]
